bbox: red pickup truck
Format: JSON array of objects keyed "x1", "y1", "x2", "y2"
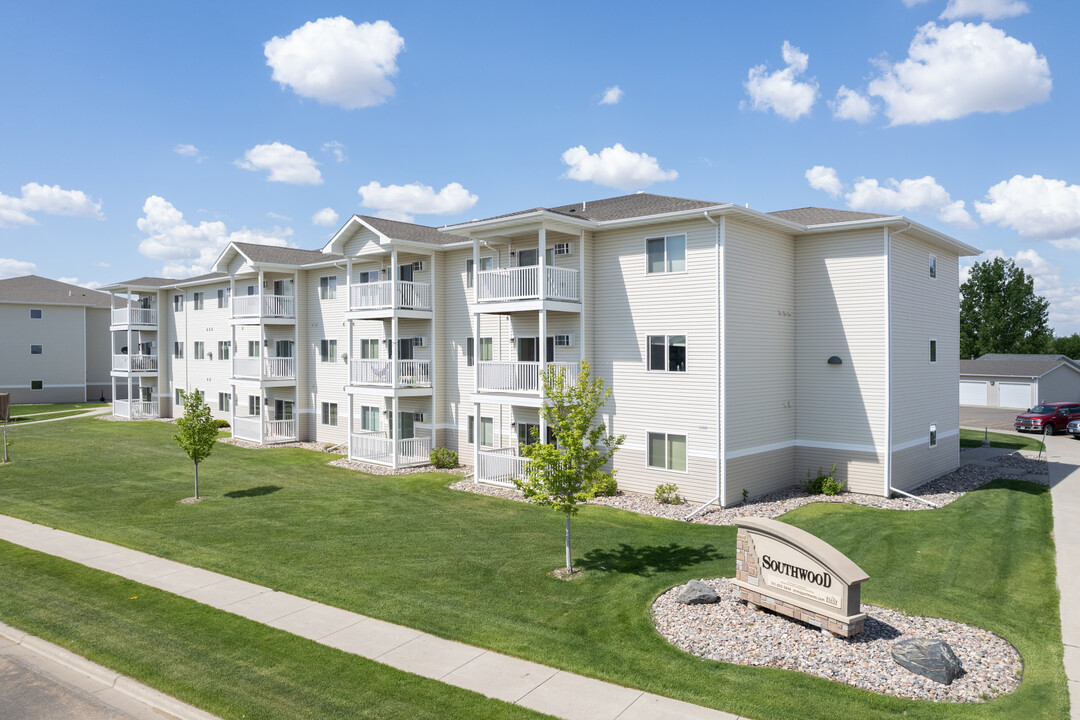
[{"x1": 1015, "y1": 402, "x2": 1080, "y2": 434}]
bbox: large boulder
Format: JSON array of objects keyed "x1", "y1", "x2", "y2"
[
  {"x1": 676, "y1": 580, "x2": 719, "y2": 605},
  {"x1": 891, "y1": 638, "x2": 962, "y2": 685}
]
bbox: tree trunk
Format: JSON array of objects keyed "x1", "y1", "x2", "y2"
[
  {"x1": 565, "y1": 514, "x2": 572, "y2": 572},
  {"x1": 194, "y1": 461, "x2": 199, "y2": 499}
]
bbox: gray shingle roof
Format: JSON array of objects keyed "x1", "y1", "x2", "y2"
[
  {"x1": 231, "y1": 242, "x2": 342, "y2": 266},
  {"x1": 107, "y1": 276, "x2": 176, "y2": 288},
  {"x1": 768, "y1": 207, "x2": 892, "y2": 225},
  {"x1": 960, "y1": 354, "x2": 1080, "y2": 378},
  {"x1": 0, "y1": 275, "x2": 113, "y2": 308},
  {"x1": 358, "y1": 216, "x2": 468, "y2": 245},
  {"x1": 464, "y1": 193, "x2": 722, "y2": 225}
]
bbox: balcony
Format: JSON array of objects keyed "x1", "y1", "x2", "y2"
[
  {"x1": 476, "y1": 447, "x2": 527, "y2": 487},
  {"x1": 231, "y1": 294, "x2": 295, "y2": 320},
  {"x1": 232, "y1": 417, "x2": 298, "y2": 444},
  {"x1": 476, "y1": 266, "x2": 579, "y2": 304},
  {"x1": 349, "y1": 280, "x2": 432, "y2": 312},
  {"x1": 476, "y1": 362, "x2": 579, "y2": 394},
  {"x1": 232, "y1": 357, "x2": 296, "y2": 382},
  {"x1": 111, "y1": 307, "x2": 157, "y2": 327},
  {"x1": 349, "y1": 430, "x2": 432, "y2": 467},
  {"x1": 349, "y1": 359, "x2": 431, "y2": 388},
  {"x1": 112, "y1": 354, "x2": 158, "y2": 373},
  {"x1": 113, "y1": 399, "x2": 159, "y2": 420}
]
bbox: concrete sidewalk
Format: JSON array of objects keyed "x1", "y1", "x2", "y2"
[{"x1": 0, "y1": 514, "x2": 742, "y2": 720}]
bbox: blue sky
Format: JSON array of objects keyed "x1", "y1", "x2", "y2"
[{"x1": 2, "y1": 1, "x2": 1078, "y2": 332}]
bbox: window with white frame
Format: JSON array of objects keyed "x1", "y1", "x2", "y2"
[
  {"x1": 320, "y1": 275, "x2": 337, "y2": 300},
  {"x1": 479, "y1": 337, "x2": 493, "y2": 362},
  {"x1": 647, "y1": 432, "x2": 687, "y2": 472},
  {"x1": 30, "y1": 345, "x2": 42, "y2": 355},
  {"x1": 929, "y1": 338, "x2": 937, "y2": 363},
  {"x1": 361, "y1": 405, "x2": 380, "y2": 431},
  {"x1": 173, "y1": 294, "x2": 183, "y2": 311},
  {"x1": 249, "y1": 395, "x2": 260, "y2": 416},
  {"x1": 30, "y1": 380, "x2": 43, "y2": 390},
  {"x1": 321, "y1": 402, "x2": 338, "y2": 426},
  {"x1": 29, "y1": 308, "x2": 42, "y2": 319},
  {"x1": 275, "y1": 339, "x2": 294, "y2": 358},
  {"x1": 320, "y1": 339, "x2": 337, "y2": 363},
  {"x1": 193, "y1": 341, "x2": 205, "y2": 359},
  {"x1": 193, "y1": 292, "x2": 204, "y2": 310},
  {"x1": 479, "y1": 417, "x2": 494, "y2": 447},
  {"x1": 176, "y1": 388, "x2": 184, "y2": 405},
  {"x1": 248, "y1": 340, "x2": 260, "y2": 357},
  {"x1": 466, "y1": 259, "x2": 474, "y2": 289},
  {"x1": 645, "y1": 234, "x2": 686, "y2": 274},
  {"x1": 360, "y1": 338, "x2": 379, "y2": 359},
  {"x1": 217, "y1": 287, "x2": 230, "y2": 308},
  {"x1": 647, "y1": 335, "x2": 686, "y2": 372},
  {"x1": 929, "y1": 423, "x2": 938, "y2": 448},
  {"x1": 467, "y1": 414, "x2": 474, "y2": 444},
  {"x1": 466, "y1": 338, "x2": 474, "y2": 366},
  {"x1": 173, "y1": 342, "x2": 183, "y2": 359},
  {"x1": 218, "y1": 341, "x2": 230, "y2": 360},
  {"x1": 355, "y1": 270, "x2": 380, "y2": 284},
  {"x1": 219, "y1": 392, "x2": 230, "y2": 412},
  {"x1": 929, "y1": 254, "x2": 937, "y2": 279}
]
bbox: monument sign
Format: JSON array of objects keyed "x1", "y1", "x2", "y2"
[{"x1": 732, "y1": 516, "x2": 869, "y2": 637}]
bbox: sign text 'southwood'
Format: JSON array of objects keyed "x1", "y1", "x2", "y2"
[{"x1": 733, "y1": 517, "x2": 869, "y2": 637}]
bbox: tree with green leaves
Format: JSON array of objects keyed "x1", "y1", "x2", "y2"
[
  {"x1": 1052, "y1": 333, "x2": 1080, "y2": 361},
  {"x1": 516, "y1": 361, "x2": 625, "y2": 573},
  {"x1": 174, "y1": 389, "x2": 218, "y2": 499},
  {"x1": 960, "y1": 257, "x2": 1052, "y2": 359}
]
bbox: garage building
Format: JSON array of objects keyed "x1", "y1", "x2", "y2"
[{"x1": 959, "y1": 354, "x2": 1080, "y2": 409}]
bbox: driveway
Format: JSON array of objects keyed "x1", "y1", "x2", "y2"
[{"x1": 960, "y1": 406, "x2": 1025, "y2": 433}]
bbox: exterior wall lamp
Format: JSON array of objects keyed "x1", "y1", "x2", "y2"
[{"x1": 827, "y1": 356, "x2": 843, "y2": 365}]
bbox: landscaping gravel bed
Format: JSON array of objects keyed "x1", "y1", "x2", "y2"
[
  {"x1": 220, "y1": 438, "x2": 340, "y2": 453},
  {"x1": 328, "y1": 458, "x2": 469, "y2": 476},
  {"x1": 653, "y1": 578, "x2": 1022, "y2": 702}
]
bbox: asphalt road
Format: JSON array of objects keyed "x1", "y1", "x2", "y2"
[{"x1": 0, "y1": 655, "x2": 137, "y2": 720}]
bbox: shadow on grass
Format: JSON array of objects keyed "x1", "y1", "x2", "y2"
[
  {"x1": 224, "y1": 485, "x2": 282, "y2": 499},
  {"x1": 578, "y1": 543, "x2": 720, "y2": 577}
]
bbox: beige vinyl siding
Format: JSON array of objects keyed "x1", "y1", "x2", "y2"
[
  {"x1": 1036, "y1": 365, "x2": 1080, "y2": 404},
  {"x1": 795, "y1": 228, "x2": 887, "y2": 495},
  {"x1": 85, "y1": 308, "x2": 112, "y2": 397},
  {"x1": 0, "y1": 302, "x2": 96, "y2": 403},
  {"x1": 889, "y1": 233, "x2": 960, "y2": 492},
  {"x1": 303, "y1": 267, "x2": 346, "y2": 444},
  {"x1": 180, "y1": 281, "x2": 235, "y2": 422},
  {"x1": 591, "y1": 218, "x2": 718, "y2": 503}
]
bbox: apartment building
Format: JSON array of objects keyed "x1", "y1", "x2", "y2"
[
  {"x1": 103, "y1": 193, "x2": 979, "y2": 506},
  {"x1": 0, "y1": 275, "x2": 113, "y2": 403}
]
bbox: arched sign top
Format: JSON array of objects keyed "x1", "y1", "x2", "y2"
[{"x1": 736, "y1": 517, "x2": 869, "y2": 585}]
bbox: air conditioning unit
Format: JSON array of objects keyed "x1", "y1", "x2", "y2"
[
  {"x1": 554, "y1": 242, "x2": 572, "y2": 256},
  {"x1": 412, "y1": 261, "x2": 424, "y2": 271},
  {"x1": 413, "y1": 412, "x2": 426, "y2": 423},
  {"x1": 553, "y1": 334, "x2": 574, "y2": 348},
  {"x1": 412, "y1": 336, "x2": 426, "y2": 348}
]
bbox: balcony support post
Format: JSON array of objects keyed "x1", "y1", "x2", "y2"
[
  {"x1": 538, "y1": 225, "x2": 546, "y2": 301},
  {"x1": 125, "y1": 299, "x2": 133, "y2": 407},
  {"x1": 229, "y1": 275, "x2": 236, "y2": 319},
  {"x1": 391, "y1": 315, "x2": 399, "y2": 389},
  {"x1": 472, "y1": 238, "x2": 479, "y2": 303},
  {"x1": 347, "y1": 393, "x2": 354, "y2": 459},
  {"x1": 429, "y1": 250, "x2": 437, "y2": 432},
  {"x1": 347, "y1": 318, "x2": 354, "y2": 385},
  {"x1": 391, "y1": 395, "x2": 400, "y2": 470},
  {"x1": 474, "y1": 402, "x2": 480, "y2": 478},
  {"x1": 539, "y1": 307, "x2": 547, "y2": 443},
  {"x1": 391, "y1": 246, "x2": 399, "y2": 310},
  {"x1": 346, "y1": 257, "x2": 353, "y2": 310},
  {"x1": 230, "y1": 383, "x2": 236, "y2": 432}
]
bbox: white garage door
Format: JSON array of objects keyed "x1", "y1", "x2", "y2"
[
  {"x1": 998, "y1": 382, "x2": 1032, "y2": 409},
  {"x1": 960, "y1": 381, "x2": 988, "y2": 406}
]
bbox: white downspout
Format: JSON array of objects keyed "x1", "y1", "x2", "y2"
[{"x1": 884, "y1": 227, "x2": 891, "y2": 498}]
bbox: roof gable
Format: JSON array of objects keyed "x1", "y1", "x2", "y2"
[{"x1": 0, "y1": 275, "x2": 113, "y2": 308}]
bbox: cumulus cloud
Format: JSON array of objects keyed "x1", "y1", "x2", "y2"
[
  {"x1": 264, "y1": 17, "x2": 404, "y2": 110},
  {"x1": 312, "y1": 207, "x2": 340, "y2": 226},
  {"x1": 322, "y1": 140, "x2": 346, "y2": 162},
  {"x1": 561, "y1": 143, "x2": 678, "y2": 191},
  {"x1": 235, "y1": 142, "x2": 323, "y2": 185},
  {"x1": 599, "y1": 85, "x2": 624, "y2": 105},
  {"x1": 136, "y1": 196, "x2": 292, "y2": 277},
  {"x1": 357, "y1": 181, "x2": 478, "y2": 223},
  {"x1": 845, "y1": 175, "x2": 976, "y2": 228},
  {"x1": 805, "y1": 166, "x2": 844, "y2": 198},
  {"x1": 830, "y1": 86, "x2": 876, "y2": 123},
  {"x1": 0, "y1": 258, "x2": 36, "y2": 278},
  {"x1": 941, "y1": 0, "x2": 1029, "y2": 20},
  {"x1": 58, "y1": 276, "x2": 103, "y2": 290},
  {"x1": 174, "y1": 144, "x2": 204, "y2": 162},
  {"x1": 867, "y1": 22, "x2": 1051, "y2": 125},
  {"x1": 0, "y1": 183, "x2": 104, "y2": 227},
  {"x1": 743, "y1": 41, "x2": 818, "y2": 121},
  {"x1": 975, "y1": 175, "x2": 1080, "y2": 245}
]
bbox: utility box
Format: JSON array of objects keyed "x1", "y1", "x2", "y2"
[{"x1": 0, "y1": 393, "x2": 9, "y2": 422}]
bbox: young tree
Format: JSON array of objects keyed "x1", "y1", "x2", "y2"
[
  {"x1": 960, "y1": 257, "x2": 1052, "y2": 359},
  {"x1": 173, "y1": 390, "x2": 218, "y2": 499},
  {"x1": 516, "y1": 361, "x2": 625, "y2": 573}
]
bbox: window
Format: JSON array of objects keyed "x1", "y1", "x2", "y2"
[
  {"x1": 321, "y1": 402, "x2": 338, "y2": 426},
  {"x1": 176, "y1": 388, "x2": 184, "y2": 405},
  {"x1": 554, "y1": 242, "x2": 572, "y2": 256},
  {"x1": 361, "y1": 405, "x2": 380, "y2": 431},
  {"x1": 645, "y1": 234, "x2": 686, "y2": 274},
  {"x1": 647, "y1": 432, "x2": 687, "y2": 472},
  {"x1": 360, "y1": 338, "x2": 379, "y2": 359},
  {"x1": 320, "y1": 339, "x2": 337, "y2": 363},
  {"x1": 246, "y1": 285, "x2": 256, "y2": 296},
  {"x1": 248, "y1": 340, "x2": 260, "y2": 357},
  {"x1": 929, "y1": 338, "x2": 937, "y2": 363},
  {"x1": 466, "y1": 338, "x2": 474, "y2": 367},
  {"x1": 647, "y1": 335, "x2": 686, "y2": 372},
  {"x1": 193, "y1": 292, "x2": 204, "y2": 310},
  {"x1": 219, "y1": 392, "x2": 230, "y2": 412},
  {"x1": 479, "y1": 417, "x2": 494, "y2": 447},
  {"x1": 355, "y1": 270, "x2": 380, "y2": 284},
  {"x1": 140, "y1": 387, "x2": 152, "y2": 402},
  {"x1": 193, "y1": 341, "x2": 205, "y2": 359},
  {"x1": 249, "y1": 396, "x2": 261, "y2": 416},
  {"x1": 929, "y1": 254, "x2": 937, "y2": 279},
  {"x1": 466, "y1": 259, "x2": 474, "y2": 289},
  {"x1": 30, "y1": 345, "x2": 42, "y2": 355},
  {"x1": 173, "y1": 342, "x2": 183, "y2": 359},
  {"x1": 320, "y1": 275, "x2": 337, "y2": 300},
  {"x1": 217, "y1": 288, "x2": 230, "y2": 308},
  {"x1": 467, "y1": 415, "x2": 474, "y2": 444},
  {"x1": 173, "y1": 294, "x2": 184, "y2": 311},
  {"x1": 30, "y1": 380, "x2": 43, "y2": 390},
  {"x1": 479, "y1": 337, "x2": 493, "y2": 362},
  {"x1": 929, "y1": 423, "x2": 938, "y2": 448},
  {"x1": 29, "y1": 308, "x2": 42, "y2": 319},
  {"x1": 275, "y1": 339, "x2": 293, "y2": 358},
  {"x1": 218, "y1": 341, "x2": 230, "y2": 360}
]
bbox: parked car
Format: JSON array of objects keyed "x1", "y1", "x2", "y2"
[
  {"x1": 1015, "y1": 402, "x2": 1080, "y2": 434},
  {"x1": 1068, "y1": 419, "x2": 1080, "y2": 439}
]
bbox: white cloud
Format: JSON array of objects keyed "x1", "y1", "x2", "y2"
[
  {"x1": 903, "y1": 0, "x2": 933, "y2": 5},
  {"x1": 975, "y1": 175, "x2": 1080, "y2": 244},
  {"x1": 58, "y1": 276, "x2": 103, "y2": 290},
  {"x1": 136, "y1": 196, "x2": 292, "y2": 277},
  {"x1": 830, "y1": 86, "x2": 876, "y2": 123},
  {"x1": 236, "y1": 142, "x2": 323, "y2": 185},
  {"x1": 312, "y1": 207, "x2": 340, "y2": 226},
  {"x1": 743, "y1": 41, "x2": 819, "y2": 121},
  {"x1": 357, "y1": 181, "x2": 478, "y2": 223},
  {"x1": 0, "y1": 258, "x2": 36, "y2": 278},
  {"x1": 846, "y1": 175, "x2": 976, "y2": 228},
  {"x1": 174, "y1": 144, "x2": 204, "y2": 162},
  {"x1": 264, "y1": 17, "x2": 404, "y2": 110},
  {"x1": 867, "y1": 22, "x2": 1051, "y2": 125},
  {"x1": 322, "y1": 140, "x2": 346, "y2": 162},
  {"x1": 0, "y1": 183, "x2": 104, "y2": 227},
  {"x1": 941, "y1": 0, "x2": 1029, "y2": 20},
  {"x1": 805, "y1": 166, "x2": 843, "y2": 198},
  {"x1": 267, "y1": 211, "x2": 292, "y2": 221},
  {"x1": 94, "y1": 261, "x2": 110, "y2": 268},
  {"x1": 561, "y1": 143, "x2": 678, "y2": 191},
  {"x1": 599, "y1": 85, "x2": 624, "y2": 105}
]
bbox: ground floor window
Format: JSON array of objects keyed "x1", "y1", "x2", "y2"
[
  {"x1": 929, "y1": 423, "x2": 938, "y2": 448},
  {"x1": 647, "y1": 431, "x2": 687, "y2": 472},
  {"x1": 249, "y1": 396, "x2": 260, "y2": 416},
  {"x1": 361, "y1": 405, "x2": 379, "y2": 431},
  {"x1": 219, "y1": 392, "x2": 230, "y2": 412},
  {"x1": 467, "y1": 414, "x2": 474, "y2": 444},
  {"x1": 480, "y1": 417, "x2": 493, "y2": 447},
  {"x1": 321, "y1": 402, "x2": 338, "y2": 426},
  {"x1": 276, "y1": 400, "x2": 294, "y2": 420},
  {"x1": 30, "y1": 380, "x2": 43, "y2": 390}
]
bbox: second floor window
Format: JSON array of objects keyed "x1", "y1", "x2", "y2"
[
  {"x1": 174, "y1": 342, "x2": 183, "y2": 359},
  {"x1": 193, "y1": 292, "x2": 204, "y2": 310},
  {"x1": 646, "y1": 234, "x2": 686, "y2": 274},
  {"x1": 360, "y1": 338, "x2": 379, "y2": 359},
  {"x1": 320, "y1": 339, "x2": 337, "y2": 362},
  {"x1": 320, "y1": 275, "x2": 337, "y2": 300},
  {"x1": 218, "y1": 341, "x2": 230, "y2": 360},
  {"x1": 248, "y1": 340, "x2": 260, "y2": 357},
  {"x1": 193, "y1": 342, "x2": 205, "y2": 359},
  {"x1": 217, "y1": 288, "x2": 230, "y2": 308},
  {"x1": 173, "y1": 294, "x2": 184, "y2": 311},
  {"x1": 647, "y1": 335, "x2": 687, "y2": 372}
]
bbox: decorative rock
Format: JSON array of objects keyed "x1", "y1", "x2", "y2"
[
  {"x1": 891, "y1": 638, "x2": 962, "y2": 685},
  {"x1": 676, "y1": 580, "x2": 719, "y2": 605}
]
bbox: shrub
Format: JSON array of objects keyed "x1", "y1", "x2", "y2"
[
  {"x1": 211, "y1": 419, "x2": 230, "y2": 429},
  {"x1": 584, "y1": 470, "x2": 618, "y2": 498},
  {"x1": 821, "y1": 476, "x2": 845, "y2": 496},
  {"x1": 805, "y1": 463, "x2": 843, "y2": 495},
  {"x1": 655, "y1": 483, "x2": 682, "y2": 505},
  {"x1": 429, "y1": 447, "x2": 458, "y2": 469}
]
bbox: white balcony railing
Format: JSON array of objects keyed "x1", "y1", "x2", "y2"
[
  {"x1": 349, "y1": 431, "x2": 432, "y2": 466},
  {"x1": 232, "y1": 357, "x2": 295, "y2": 381},
  {"x1": 265, "y1": 419, "x2": 297, "y2": 443},
  {"x1": 476, "y1": 361, "x2": 579, "y2": 394},
  {"x1": 349, "y1": 359, "x2": 431, "y2": 387},
  {"x1": 230, "y1": 417, "x2": 295, "y2": 443},
  {"x1": 113, "y1": 399, "x2": 159, "y2": 420},
  {"x1": 476, "y1": 266, "x2": 580, "y2": 303},
  {"x1": 232, "y1": 417, "x2": 261, "y2": 442},
  {"x1": 112, "y1": 307, "x2": 158, "y2": 326},
  {"x1": 477, "y1": 448, "x2": 527, "y2": 487},
  {"x1": 112, "y1": 354, "x2": 158, "y2": 372},
  {"x1": 348, "y1": 280, "x2": 432, "y2": 312},
  {"x1": 232, "y1": 294, "x2": 295, "y2": 319}
]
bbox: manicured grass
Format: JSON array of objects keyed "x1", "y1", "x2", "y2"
[
  {"x1": 0, "y1": 417, "x2": 1068, "y2": 719},
  {"x1": 960, "y1": 428, "x2": 1046, "y2": 451},
  {"x1": 10, "y1": 409, "x2": 96, "y2": 423},
  {"x1": 9, "y1": 402, "x2": 108, "y2": 417},
  {"x1": 0, "y1": 541, "x2": 549, "y2": 720}
]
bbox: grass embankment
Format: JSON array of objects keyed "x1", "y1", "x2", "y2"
[
  {"x1": 959, "y1": 428, "x2": 1046, "y2": 452},
  {"x1": 0, "y1": 417, "x2": 1068, "y2": 719}
]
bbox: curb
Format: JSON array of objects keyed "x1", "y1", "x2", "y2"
[{"x1": 0, "y1": 619, "x2": 221, "y2": 720}]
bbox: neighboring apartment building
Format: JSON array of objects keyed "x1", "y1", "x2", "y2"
[
  {"x1": 0, "y1": 275, "x2": 113, "y2": 404},
  {"x1": 103, "y1": 193, "x2": 979, "y2": 506}
]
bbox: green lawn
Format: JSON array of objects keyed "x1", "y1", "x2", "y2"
[
  {"x1": 8, "y1": 402, "x2": 108, "y2": 417},
  {"x1": 0, "y1": 417, "x2": 1068, "y2": 719},
  {"x1": 10, "y1": 409, "x2": 97, "y2": 423},
  {"x1": 959, "y1": 428, "x2": 1046, "y2": 451}
]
